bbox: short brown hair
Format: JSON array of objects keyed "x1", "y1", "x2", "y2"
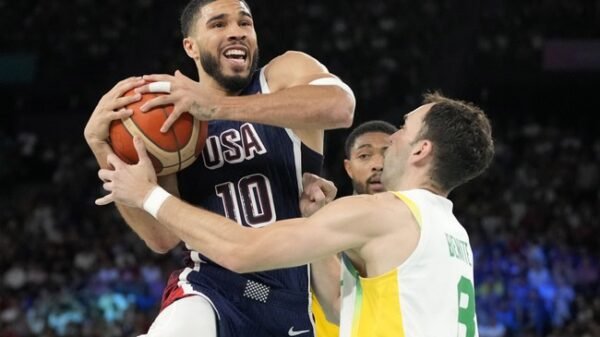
[
  {"x1": 417, "y1": 91, "x2": 494, "y2": 192},
  {"x1": 180, "y1": 0, "x2": 251, "y2": 36}
]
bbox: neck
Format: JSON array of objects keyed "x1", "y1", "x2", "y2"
[
  {"x1": 386, "y1": 172, "x2": 447, "y2": 197},
  {"x1": 417, "y1": 184, "x2": 447, "y2": 197}
]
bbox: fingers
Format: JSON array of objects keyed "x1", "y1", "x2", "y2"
[
  {"x1": 98, "y1": 168, "x2": 113, "y2": 182},
  {"x1": 302, "y1": 172, "x2": 337, "y2": 202},
  {"x1": 109, "y1": 93, "x2": 142, "y2": 111},
  {"x1": 106, "y1": 153, "x2": 125, "y2": 170},
  {"x1": 320, "y1": 180, "x2": 338, "y2": 201},
  {"x1": 310, "y1": 185, "x2": 327, "y2": 202},
  {"x1": 135, "y1": 75, "x2": 174, "y2": 94},
  {"x1": 133, "y1": 136, "x2": 151, "y2": 163},
  {"x1": 160, "y1": 110, "x2": 182, "y2": 133},
  {"x1": 95, "y1": 169, "x2": 115, "y2": 205},
  {"x1": 98, "y1": 78, "x2": 144, "y2": 113},
  {"x1": 95, "y1": 193, "x2": 115, "y2": 206},
  {"x1": 148, "y1": 81, "x2": 172, "y2": 93},
  {"x1": 302, "y1": 172, "x2": 317, "y2": 187},
  {"x1": 113, "y1": 77, "x2": 146, "y2": 98},
  {"x1": 140, "y1": 94, "x2": 173, "y2": 112},
  {"x1": 112, "y1": 108, "x2": 134, "y2": 120}
]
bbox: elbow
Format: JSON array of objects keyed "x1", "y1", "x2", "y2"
[
  {"x1": 145, "y1": 238, "x2": 179, "y2": 254},
  {"x1": 330, "y1": 89, "x2": 355, "y2": 129},
  {"x1": 337, "y1": 105, "x2": 354, "y2": 128}
]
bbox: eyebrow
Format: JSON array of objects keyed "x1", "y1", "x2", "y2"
[
  {"x1": 354, "y1": 144, "x2": 388, "y2": 152},
  {"x1": 206, "y1": 11, "x2": 252, "y2": 25},
  {"x1": 355, "y1": 144, "x2": 374, "y2": 151}
]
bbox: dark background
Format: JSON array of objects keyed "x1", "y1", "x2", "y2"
[{"x1": 1, "y1": 1, "x2": 599, "y2": 336}]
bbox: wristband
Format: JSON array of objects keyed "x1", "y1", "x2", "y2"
[{"x1": 142, "y1": 186, "x2": 171, "y2": 219}]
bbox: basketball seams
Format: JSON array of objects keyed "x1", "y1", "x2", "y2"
[
  {"x1": 110, "y1": 90, "x2": 206, "y2": 176},
  {"x1": 160, "y1": 105, "x2": 184, "y2": 173}
]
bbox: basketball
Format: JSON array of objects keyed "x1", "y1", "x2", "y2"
[{"x1": 108, "y1": 89, "x2": 208, "y2": 176}]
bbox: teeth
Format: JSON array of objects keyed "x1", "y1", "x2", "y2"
[{"x1": 225, "y1": 49, "x2": 246, "y2": 57}]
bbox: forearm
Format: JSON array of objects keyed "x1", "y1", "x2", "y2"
[
  {"x1": 155, "y1": 196, "x2": 252, "y2": 270},
  {"x1": 88, "y1": 141, "x2": 179, "y2": 253},
  {"x1": 213, "y1": 85, "x2": 354, "y2": 130},
  {"x1": 154, "y1": 195, "x2": 324, "y2": 273},
  {"x1": 115, "y1": 203, "x2": 180, "y2": 253},
  {"x1": 311, "y1": 255, "x2": 341, "y2": 323}
]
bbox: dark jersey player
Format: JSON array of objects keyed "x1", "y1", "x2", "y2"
[{"x1": 83, "y1": 0, "x2": 355, "y2": 336}]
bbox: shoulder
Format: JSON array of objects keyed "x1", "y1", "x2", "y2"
[
  {"x1": 330, "y1": 192, "x2": 409, "y2": 216},
  {"x1": 267, "y1": 50, "x2": 328, "y2": 71},
  {"x1": 318, "y1": 193, "x2": 411, "y2": 235},
  {"x1": 264, "y1": 50, "x2": 331, "y2": 92},
  {"x1": 350, "y1": 192, "x2": 419, "y2": 237}
]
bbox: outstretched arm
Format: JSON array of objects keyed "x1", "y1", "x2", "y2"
[{"x1": 95, "y1": 137, "x2": 376, "y2": 272}]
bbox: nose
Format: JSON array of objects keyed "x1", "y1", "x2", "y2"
[
  {"x1": 227, "y1": 24, "x2": 247, "y2": 41},
  {"x1": 371, "y1": 154, "x2": 384, "y2": 172}
]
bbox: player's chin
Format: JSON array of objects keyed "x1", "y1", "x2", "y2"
[{"x1": 219, "y1": 67, "x2": 249, "y2": 82}]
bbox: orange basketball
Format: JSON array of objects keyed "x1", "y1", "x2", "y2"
[{"x1": 109, "y1": 89, "x2": 208, "y2": 176}]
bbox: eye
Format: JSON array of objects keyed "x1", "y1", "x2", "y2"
[
  {"x1": 240, "y1": 20, "x2": 253, "y2": 27},
  {"x1": 211, "y1": 21, "x2": 225, "y2": 28},
  {"x1": 357, "y1": 153, "x2": 371, "y2": 160}
]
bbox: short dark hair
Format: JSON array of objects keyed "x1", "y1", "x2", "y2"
[
  {"x1": 180, "y1": 0, "x2": 251, "y2": 37},
  {"x1": 418, "y1": 91, "x2": 495, "y2": 192},
  {"x1": 344, "y1": 120, "x2": 397, "y2": 158}
]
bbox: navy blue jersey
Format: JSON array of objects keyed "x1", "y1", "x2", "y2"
[{"x1": 162, "y1": 67, "x2": 322, "y2": 337}]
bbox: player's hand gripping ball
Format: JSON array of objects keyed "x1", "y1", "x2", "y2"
[{"x1": 109, "y1": 89, "x2": 208, "y2": 175}]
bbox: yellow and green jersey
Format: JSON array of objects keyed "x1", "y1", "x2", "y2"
[
  {"x1": 339, "y1": 189, "x2": 478, "y2": 337},
  {"x1": 313, "y1": 294, "x2": 340, "y2": 337}
]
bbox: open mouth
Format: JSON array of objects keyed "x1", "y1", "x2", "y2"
[
  {"x1": 222, "y1": 47, "x2": 248, "y2": 68},
  {"x1": 368, "y1": 176, "x2": 385, "y2": 191}
]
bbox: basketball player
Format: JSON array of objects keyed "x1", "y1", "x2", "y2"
[
  {"x1": 97, "y1": 92, "x2": 495, "y2": 337},
  {"x1": 312, "y1": 120, "x2": 399, "y2": 337},
  {"x1": 343, "y1": 120, "x2": 398, "y2": 195},
  {"x1": 83, "y1": 0, "x2": 354, "y2": 336}
]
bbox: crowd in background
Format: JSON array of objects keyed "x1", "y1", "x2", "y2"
[{"x1": 1, "y1": 0, "x2": 599, "y2": 336}]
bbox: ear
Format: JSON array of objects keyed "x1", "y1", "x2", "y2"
[
  {"x1": 183, "y1": 37, "x2": 198, "y2": 59},
  {"x1": 343, "y1": 159, "x2": 354, "y2": 179},
  {"x1": 411, "y1": 140, "x2": 433, "y2": 165}
]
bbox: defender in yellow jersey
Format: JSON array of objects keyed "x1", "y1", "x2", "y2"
[
  {"x1": 97, "y1": 92, "x2": 494, "y2": 337},
  {"x1": 313, "y1": 120, "x2": 398, "y2": 337}
]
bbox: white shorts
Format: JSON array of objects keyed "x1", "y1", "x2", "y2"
[{"x1": 138, "y1": 296, "x2": 217, "y2": 337}]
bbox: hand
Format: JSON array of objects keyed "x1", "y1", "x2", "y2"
[
  {"x1": 135, "y1": 70, "x2": 218, "y2": 133},
  {"x1": 96, "y1": 136, "x2": 158, "y2": 208},
  {"x1": 300, "y1": 173, "x2": 337, "y2": 217},
  {"x1": 84, "y1": 77, "x2": 144, "y2": 145}
]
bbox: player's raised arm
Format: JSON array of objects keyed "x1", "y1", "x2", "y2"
[
  {"x1": 218, "y1": 50, "x2": 355, "y2": 130},
  {"x1": 136, "y1": 51, "x2": 355, "y2": 152}
]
